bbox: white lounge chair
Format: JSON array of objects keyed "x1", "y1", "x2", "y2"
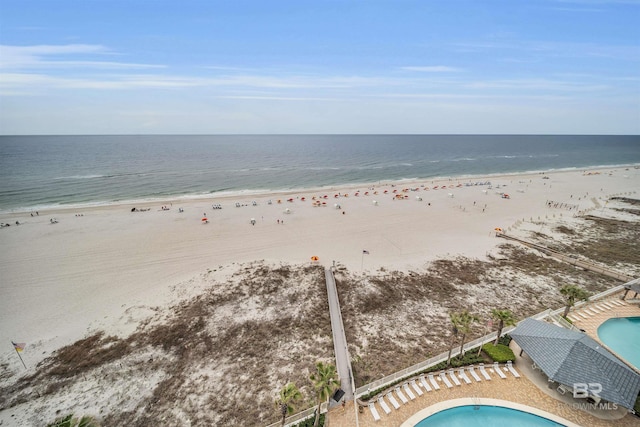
[
  {"x1": 410, "y1": 380, "x2": 423, "y2": 396},
  {"x1": 468, "y1": 366, "x2": 482, "y2": 382},
  {"x1": 403, "y1": 383, "x2": 416, "y2": 400},
  {"x1": 428, "y1": 373, "x2": 441, "y2": 390},
  {"x1": 506, "y1": 361, "x2": 521, "y2": 378},
  {"x1": 386, "y1": 392, "x2": 400, "y2": 409},
  {"x1": 610, "y1": 300, "x2": 624, "y2": 306},
  {"x1": 378, "y1": 396, "x2": 391, "y2": 415},
  {"x1": 583, "y1": 308, "x2": 596, "y2": 315},
  {"x1": 479, "y1": 363, "x2": 492, "y2": 380},
  {"x1": 458, "y1": 368, "x2": 471, "y2": 384},
  {"x1": 566, "y1": 314, "x2": 579, "y2": 322},
  {"x1": 395, "y1": 387, "x2": 408, "y2": 404},
  {"x1": 448, "y1": 369, "x2": 461, "y2": 386},
  {"x1": 439, "y1": 372, "x2": 453, "y2": 388},
  {"x1": 493, "y1": 362, "x2": 507, "y2": 379},
  {"x1": 369, "y1": 403, "x2": 381, "y2": 421},
  {"x1": 600, "y1": 302, "x2": 615, "y2": 309},
  {"x1": 589, "y1": 306, "x2": 601, "y2": 313},
  {"x1": 577, "y1": 312, "x2": 589, "y2": 319},
  {"x1": 420, "y1": 375, "x2": 432, "y2": 392}
]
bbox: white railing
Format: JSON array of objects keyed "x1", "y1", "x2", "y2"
[
  {"x1": 265, "y1": 402, "x2": 327, "y2": 427},
  {"x1": 265, "y1": 279, "x2": 637, "y2": 425}
]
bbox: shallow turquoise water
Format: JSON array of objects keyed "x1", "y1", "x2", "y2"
[
  {"x1": 597, "y1": 316, "x2": 640, "y2": 369},
  {"x1": 415, "y1": 405, "x2": 565, "y2": 427}
]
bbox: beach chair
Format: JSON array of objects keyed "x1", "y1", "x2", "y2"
[
  {"x1": 395, "y1": 387, "x2": 409, "y2": 404},
  {"x1": 506, "y1": 361, "x2": 521, "y2": 378},
  {"x1": 428, "y1": 373, "x2": 441, "y2": 390},
  {"x1": 439, "y1": 372, "x2": 453, "y2": 388},
  {"x1": 419, "y1": 375, "x2": 432, "y2": 392},
  {"x1": 566, "y1": 314, "x2": 579, "y2": 322},
  {"x1": 403, "y1": 383, "x2": 416, "y2": 400},
  {"x1": 448, "y1": 369, "x2": 461, "y2": 386},
  {"x1": 369, "y1": 403, "x2": 381, "y2": 421},
  {"x1": 493, "y1": 362, "x2": 507, "y2": 379},
  {"x1": 410, "y1": 379, "x2": 423, "y2": 396},
  {"x1": 386, "y1": 392, "x2": 401, "y2": 409},
  {"x1": 576, "y1": 312, "x2": 589, "y2": 319},
  {"x1": 458, "y1": 368, "x2": 471, "y2": 384},
  {"x1": 601, "y1": 302, "x2": 615, "y2": 309},
  {"x1": 479, "y1": 363, "x2": 492, "y2": 380},
  {"x1": 583, "y1": 308, "x2": 596, "y2": 315},
  {"x1": 468, "y1": 366, "x2": 482, "y2": 382},
  {"x1": 378, "y1": 396, "x2": 391, "y2": 415}
]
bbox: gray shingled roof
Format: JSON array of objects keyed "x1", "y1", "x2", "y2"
[
  {"x1": 624, "y1": 278, "x2": 640, "y2": 296},
  {"x1": 510, "y1": 318, "x2": 640, "y2": 410}
]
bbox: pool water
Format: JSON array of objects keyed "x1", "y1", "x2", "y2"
[
  {"x1": 415, "y1": 405, "x2": 565, "y2": 426},
  {"x1": 597, "y1": 316, "x2": 640, "y2": 369}
]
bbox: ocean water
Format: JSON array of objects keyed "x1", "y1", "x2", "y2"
[{"x1": 0, "y1": 135, "x2": 638, "y2": 212}]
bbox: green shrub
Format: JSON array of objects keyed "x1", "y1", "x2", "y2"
[
  {"x1": 482, "y1": 343, "x2": 515, "y2": 363},
  {"x1": 497, "y1": 334, "x2": 512, "y2": 346},
  {"x1": 294, "y1": 413, "x2": 324, "y2": 427}
]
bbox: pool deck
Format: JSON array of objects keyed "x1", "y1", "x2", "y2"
[
  {"x1": 327, "y1": 294, "x2": 640, "y2": 427},
  {"x1": 567, "y1": 295, "x2": 640, "y2": 375}
]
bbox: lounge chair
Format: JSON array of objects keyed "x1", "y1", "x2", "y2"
[
  {"x1": 506, "y1": 361, "x2": 521, "y2": 378},
  {"x1": 395, "y1": 387, "x2": 408, "y2": 404},
  {"x1": 410, "y1": 379, "x2": 423, "y2": 396},
  {"x1": 600, "y1": 302, "x2": 615, "y2": 309},
  {"x1": 566, "y1": 314, "x2": 579, "y2": 322},
  {"x1": 493, "y1": 362, "x2": 507, "y2": 379},
  {"x1": 369, "y1": 403, "x2": 381, "y2": 421},
  {"x1": 386, "y1": 392, "x2": 400, "y2": 409},
  {"x1": 610, "y1": 300, "x2": 624, "y2": 306},
  {"x1": 378, "y1": 396, "x2": 391, "y2": 415},
  {"x1": 448, "y1": 369, "x2": 461, "y2": 386},
  {"x1": 419, "y1": 375, "x2": 432, "y2": 392},
  {"x1": 583, "y1": 308, "x2": 596, "y2": 315},
  {"x1": 576, "y1": 312, "x2": 589, "y2": 319},
  {"x1": 468, "y1": 366, "x2": 482, "y2": 382},
  {"x1": 478, "y1": 363, "x2": 492, "y2": 380},
  {"x1": 403, "y1": 383, "x2": 416, "y2": 400},
  {"x1": 458, "y1": 368, "x2": 471, "y2": 384},
  {"x1": 428, "y1": 373, "x2": 441, "y2": 390},
  {"x1": 439, "y1": 372, "x2": 453, "y2": 388}
]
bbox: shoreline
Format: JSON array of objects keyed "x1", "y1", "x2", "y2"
[
  {"x1": 2, "y1": 163, "x2": 638, "y2": 216},
  {"x1": 1, "y1": 165, "x2": 638, "y2": 369}
]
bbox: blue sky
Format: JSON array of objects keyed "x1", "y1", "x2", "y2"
[{"x1": 1, "y1": 0, "x2": 639, "y2": 134}]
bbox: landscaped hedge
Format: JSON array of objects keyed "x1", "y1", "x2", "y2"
[
  {"x1": 482, "y1": 343, "x2": 515, "y2": 363},
  {"x1": 294, "y1": 413, "x2": 324, "y2": 427},
  {"x1": 497, "y1": 333, "x2": 512, "y2": 346}
]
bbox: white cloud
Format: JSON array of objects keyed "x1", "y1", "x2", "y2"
[
  {"x1": 0, "y1": 44, "x2": 165, "y2": 70},
  {"x1": 400, "y1": 66, "x2": 463, "y2": 73}
]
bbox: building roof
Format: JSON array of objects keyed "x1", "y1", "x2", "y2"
[
  {"x1": 624, "y1": 278, "x2": 640, "y2": 296},
  {"x1": 510, "y1": 318, "x2": 640, "y2": 410}
]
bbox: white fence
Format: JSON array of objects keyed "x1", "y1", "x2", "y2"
[{"x1": 264, "y1": 280, "x2": 634, "y2": 426}]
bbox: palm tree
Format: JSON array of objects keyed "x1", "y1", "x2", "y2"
[
  {"x1": 275, "y1": 383, "x2": 302, "y2": 426},
  {"x1": 560, "y1": 284, "x2": 590, "y2": 317},
  {"x1": 491, "y1": 309, "x2": 517, "y2": 345},
  {"x1": 446, "y1": 313, "x2": 459, "y2": 366},
  {"x1": 450, "y1": 310, "x2": 479, "y2": 360},
  {"x1": 309, "y1": 361, "x2": 340, "y2": 427}
]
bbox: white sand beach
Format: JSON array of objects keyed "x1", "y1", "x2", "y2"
[{"x1": 1, "y1": 166, "x2": 638, "y2": 370}]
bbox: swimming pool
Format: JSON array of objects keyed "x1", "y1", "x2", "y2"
[
  {"x1": 415, "y1": 405, "x2": 565, "y2": 426},
  {"x1": 597, "y1": 316, "x2": 640, "y2": 369}
]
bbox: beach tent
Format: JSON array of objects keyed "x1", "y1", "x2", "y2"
[{"x1": 510, "y1": 318, "x2": 640, "y2": 410}]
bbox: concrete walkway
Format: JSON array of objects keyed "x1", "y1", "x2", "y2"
[{"x1": 325, "y1": 267, "x2": 354, "y2": 403}]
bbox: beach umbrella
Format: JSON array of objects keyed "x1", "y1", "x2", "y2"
[
  {"x1": 311, "y1": 256, "x2": 319, "y2": 261},
  {"x1": 495, "y1": 227, "x2": 503, "y2": 232}
]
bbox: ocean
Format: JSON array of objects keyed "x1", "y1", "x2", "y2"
[{"x1": 0, "y1": 135, "x2": 638, "y2": 212}]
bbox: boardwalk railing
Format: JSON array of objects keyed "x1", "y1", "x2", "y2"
[
  {"x1": 264, "y1": 277, "x2": 636, "y2": 426},
  {"x1": 353, "y1": 308, "x2": 550, "y2": 398}
]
